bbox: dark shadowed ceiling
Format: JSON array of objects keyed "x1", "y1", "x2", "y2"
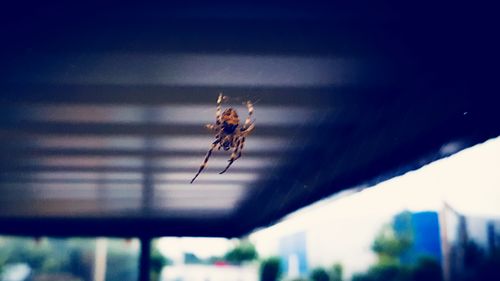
[{"x1": 0, "y1": 2, "x2": 499, "y2": 237}]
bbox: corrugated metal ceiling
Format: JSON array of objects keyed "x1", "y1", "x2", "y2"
[{"x1": 0, "y1": 2, "x2": 499, "y2": 237}]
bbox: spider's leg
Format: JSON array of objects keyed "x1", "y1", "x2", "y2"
[
  {"x1": 206, "y1": 124, "x2": 217, "y2": 131},
  {"x1": 240, "y1": 100, "x2": 255, "y2": 135},
  {"x1": 216, "y1": 93, "x2": 224, "y2": 125},
  {"x1": 219, "y1": 138, "x2": 240, "y2": 174},
  {"x1": 234, "y1": 136, "x2": 246, "y2": 160},
  {"x1": 241, "y1": 122, "x2": 255, "y2": 136},
  {"x1": 243, "y1": 100, "x2": 254, "y2": 129},
  {"x1": 191, "y1": 141, "x2": 219, "y2": 183},
  {"x1": 219, "y1": 137, "x2": 245, "y2": 174}
]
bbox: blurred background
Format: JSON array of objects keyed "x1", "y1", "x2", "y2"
[
  {"x1": 1, "y1": 2, "x2": 499, "y2": 281},
  {"x1": 1, "y1": 136, "x2": 500, "y2": 280}
]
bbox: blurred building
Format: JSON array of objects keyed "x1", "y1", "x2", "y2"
[
  {"x1": 396, "y1": 211, "x2": 442, "y2": 264},
  {"x1": 278, "y1": 232, "x2": 309, "y2": 279},
  {"x1": 440, "y1": 203, "x2": 500, "y2": 281}
]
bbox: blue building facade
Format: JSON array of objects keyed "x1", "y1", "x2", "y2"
[
  {"x1": 395, "y1": 211, "x2": 442, "y2": 264},
  {"x1": 278, "y1": 231, "x2": 309, "y2": 277}
]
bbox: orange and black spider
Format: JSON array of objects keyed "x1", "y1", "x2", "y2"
[{"x1": 190, "y1": 93, "x2": 255, "y2": 183}]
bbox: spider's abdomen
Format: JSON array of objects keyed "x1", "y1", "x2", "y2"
[
  {"x1": 222, "y1": 143, "x2": 231, "y2": 151},
  {"x1": 222, "y1": 136, "x2": 233, "y2": 150}
]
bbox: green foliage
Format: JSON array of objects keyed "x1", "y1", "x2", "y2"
[
  {"x1": 411, "y1": 256, "x2": 442, "y2": 281},
  {"x1": 224, "y1": 240, "x2": 258, "y2": 265},
  {"x1": 371, "y1": 211, "x2": 413, "y2": 264},
  {"x1": 352, "y1": 263, "x2": 412, "y2": 281},
  {"x1": 207, "y1": 256, "x2": 224, "y2": 264},
  {"x1": 150, "y1": 241, "x2": 170, "y2": 281},
  {"x1": 0, "y1": 237, "x2": 66, "y2": 273},
  {"x1": 310, "y1": 267, "x2": 330, "y2": 281},
  {"x1": 329, "y1": 263, "x2": 343, "y2": 281},
  {"x1": 66, "y1": 245, "x2": 92, "y2": 281},
  {"x1": 105, "y1": 240, "x2": 140, "y2": 281},
  {"x1": 184, "y1": 252, "x2": 202, "y2": 264},
  {"x1": 260, "y1": 257, "x2": 281, "y2": 281},
  {"x1": 0, "y1": 237, "x2": 144, "y2": 281},
  {"x1": 353, "y1": 211, "x2": 443, "y2": 281},
  {"x1": 352, "y1": 256, "x2": 443, "y2": 281}
]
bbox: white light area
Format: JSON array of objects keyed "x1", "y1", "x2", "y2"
[
  {"x1": 0, "y1": 199, "x2": 142, "y2": 217},
  {"x1": 155, "y1": 184, "x2": 247, "y2": 196},
  {"x1": 100, "y1": 186, "x2": 142, "y2": 198},
  {"x1": 0, "y1": 183, "x2": 142, "y2": 200},
  {"x1": 30, "y1": 136, "x2": 145, "y2": 149},
  {"x1": 152, "y1": 136, "x2": 295, "y2": 152},
  {"x1": 155, "y1": 184, "x2": 247, "y2": 210},
  {"x1": 24, "y1": 156, "x2": 144, "y2": 167},
  {"x1": 154, "y1": 156, "x2": 275, "y2": 169},
  {"x1": 154, "y1": 105, "x2": 318, "y2": 126},
  {"x1": 19, "y1": 155, "x2": 276, "y2": 170},
  {"x1": 250, "y1": 136, "x2": 500, "y2": 278},
  {"x1": 156, "y1": 172, "x2": 258, "y2": 182},
  {"x1": 102, "y1": 199, "x2": 141, "y2": 211},
  {"x1": 156, "y1": 198, "x2": 242, "y2": 211},
  {"x1": 160, "y1": 264, "x2": 258, "y2": 281},
  {"x1": 20, "y1": 185, "x2": 96, "y2": 200},
  {"x1": 155, "y1": 199, "x2": 242, "y2": 211},
  {"x1": 20, "y1": 105, "x2": 143, "y2": 123},
  {"x1": 28, "y1": 53, "x2": 358, "y2": 87},
  {"x1": 431, "y1": 137, "x2": 500, "y2": 217},
  {"x1": 21, "y1": 171, "x2": 143, "y2": 181},
  {"x1": 20, "y1": 105, "x2": 317, "y2": 126},
  {"x1": 439, "y1": 141, "x2": 465, "y2": 156},
  {"x1": 22, "y1": 135, "x2": 295, "y2": 152},
  {"x1": 157, "y1": 237, "x2": 234, "y2": 262},
  {"x1": 250, "y1": 188, "x2": 388, "y2": 276}
]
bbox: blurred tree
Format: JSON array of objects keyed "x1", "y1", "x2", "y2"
[
  {"x1": 67, "y1": 247, "x2": 92, "y2": 281},
  {"x1": 224, "y1": 240, "x2": 258, "y2": 265},
  {"x1": 411, "y1": 256, "x2": 442, "y2": 281},
  {"x1": 351, "y1": 263, "x2": 411, "y2": 281},
  {"x1": 150, "y1": 241, "x2": 170, "y2": 281},
  {"x1": 2, "y1": 237, "x2": 59, "y2": 273},
  {"x1": 66, "y1": 238, "x2": 94, "y2": 281},
  {"x1": 371, "y1": 211, "x2": 413, "y2": 264},
  {"x1": 310, "y1": 267, "x2": 329, "y2": 281},
  {"x1": 329, "y1": 263, "x2": 343, "y2": 281},
  {"x1": 207, "y1": 256, "x2": 224, "y2": 264},
  {"x1": 105, "y1": 240, "x2": 139, "y2": 281},
  {"x1": 352, "y1": 211, "x2": 443, "y2": 281},
  {"x1": 260, "y1": 257, "x2": 281, "y2": 281},
  {"x1": 351, "y1": 273, "x2": 371, "y2": 281},
  {"x1": 0, "y1": 237, "x2": 147, "y2": 281},
  {"x1": 184, "y1": 252, "x2": 202, "y2": 264}
]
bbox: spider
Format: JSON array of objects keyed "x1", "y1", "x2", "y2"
[{"x1": 190, "y1": 93, "x2": 255, "y2": 183}]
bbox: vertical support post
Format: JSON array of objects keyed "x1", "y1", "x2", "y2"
[
  {"x1": 141, "y1": 110, "x2": 155, "y2": 215},
  {"x1": 94, "y1": 238, "x2": 108, "y2": 281},
  {"x1": 438, "y1": 205, "x2": 450, "y2": 281},
  {"x1": 142, "y1": 165, "x2": 154, "y2": 214},
  {"x1": 139, "y1": 236, "x2": 152, "y2": 281}
]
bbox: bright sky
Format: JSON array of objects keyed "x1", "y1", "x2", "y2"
[
  {"x1": 157, "y1": 237, "x2": 235, "y2": 262},
  {"x1": 158, "y1": 136, "x2": 500, "y2": 270}
]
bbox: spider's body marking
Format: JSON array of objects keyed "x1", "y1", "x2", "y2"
[
  {"x1": 190, "y1": 93, "x2": 255, "y2": 183},
  {"x1": 222, "y1": 108, "x2": 239, "y2": 124},
  {"x1": 223, "y1": 122, "x2": 238, "y2": 134}
]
